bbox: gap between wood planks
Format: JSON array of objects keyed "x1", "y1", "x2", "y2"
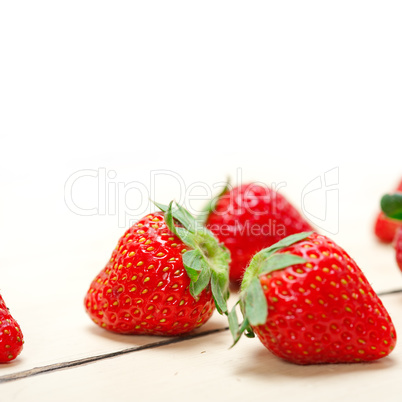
[
  {"x1": 0, "y1": 326, "x2": 229, "y2": 383},
  {"x1": 1, "y1": 288, "x2": 401, "y2": 384}
]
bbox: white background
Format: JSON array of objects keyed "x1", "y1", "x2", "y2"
[
  {"x1": 1, "y1": 0, "x2": 402, "y2": 297},
  {"x1": 1, "y1": 2, "x2": 402, "y2": 285}
]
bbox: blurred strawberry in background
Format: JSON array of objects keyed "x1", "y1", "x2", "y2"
[
  {"x1": 374, "y1": 178, "x2": 402, "y2": 243},
  {"x1": 203, "y1": 182, "x2": 313, "y2": 284},
  {"x1": 379, "y1": 178, "x2": 402, "y2": 272}
]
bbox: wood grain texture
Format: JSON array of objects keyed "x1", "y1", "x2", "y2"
[{"x1": 0, "y1": 293, "x2": 401, "y2": 402}]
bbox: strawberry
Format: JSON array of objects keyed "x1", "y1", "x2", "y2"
[
  {"x1": 374, "y1": 178, "x2": 402, "y2": 243},
  {"x1": 0, "y1": 294, "x2": 24, "y2": 363},
  {"x1": 229, "y1": 232, "x2": 397, "y2": 364},
  {"x1": 84, "y1": 201, "x2": 230, "y2": 335},
  {"x1": 395, "y1": 226, "x2": 402, "y2": 271},
  {"x1": 374, "y1": 213, "x2": 402, "y2": 243},
  {"x1": 381, "y1": 190, "x2": 402, "y2": 271},
  {"x1": 203, "y1": 183, "x2": 313, "y2": 284}
]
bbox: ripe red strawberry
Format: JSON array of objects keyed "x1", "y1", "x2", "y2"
[
  {"x1": 395, "y1": 227, "x2": 402, "y2": 271},
  {"x1": 84, "y1": 201, "x2": 230, "y2": 335},
  {"x1": 229, "y1": 232, "x2": 397, "y2": 364},
  {"x1": 204, "y1": 183, "x2": 313, "y2": 284},
  {"x1": 374, "y1": 178, "x2": 402, "y2": 243},
  {"x1": 381, "y1": 190, "x2": 402, "y2": 272},
  {"x1": 0, "y1": 294, "x2": 24, "y2": 363},
  {"x1": 374, "y1": 213, "x2": 402, "y2": 243}
]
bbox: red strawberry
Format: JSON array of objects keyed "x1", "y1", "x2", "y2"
[
  {"x1": 0, "y1": 294, "x2": 24, "y2": 363},
  {"x1": 395, "y1": 226, "x2": 402, "y2": 271},
  {"x1": 204, "y1": 183, "x2": 313, "y2": 284},
  {"x1": 374, "y1": 178, "x2": 402, "y2": 243},
  {"x1": 374, "y1": 212, "x2": 402, "y2": 243},
  {"x1": 229, "y1": 232, "x2": 397, "y2": 364},
  {"x1": 381, "y1": 190, "x2": 402, "y2": 271},
  {"x1": 84, "y1": 201, "x2": 230, "y2": 335}
]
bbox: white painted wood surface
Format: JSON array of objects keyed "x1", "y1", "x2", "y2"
[{"x1": 1, "y1": 294, "x2": 401, "y2": 402}]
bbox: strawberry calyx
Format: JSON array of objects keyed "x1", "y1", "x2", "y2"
[
  {"x1": 228, "y1": 231, "x2": 313, "y2": 346},
  {"x1": 154, "y1": 200, "x2": 231, "y2": 315},
  {"x1": 381, "y1": 192, "x2": 402, "y2": 221}
]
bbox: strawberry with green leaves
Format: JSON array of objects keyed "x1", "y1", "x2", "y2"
[
  {"x1": 229, "y1": 232, "x2": 397, "y2": 364},
  {"x1": 374, "y1": 178, "x2": 402, "y2": 243},
  {"x1": 381, "y1": 191, "x2": 402, "y2": 271},
  {"x1": 0, "y1": 294, "x2": 24, "y2": 363},
  {"x1": 203, "y1": 183, "x2": 313, "y2": 284},
  {"x1": 84, "y1": 201, "x2": 230, "y2": 335}
]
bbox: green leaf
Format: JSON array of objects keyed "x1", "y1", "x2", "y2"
[
  {"x1": 153, "y1": 199, "x2": 198, "y2": 234},
  {"x1": 155, "y1": 201, "x2": 198, "y2": 247},
  {"x1": 259, "y1": 254, "x2": 306, "y2": 275},
  {"x1": 266, "y1": 231, "x2": 313, "y2": 253},
  {"x1": 175, "y1": 227, "x2": 197, "y2": 248},
  {"x1": 230, "y1": 316, "x2": 254, "y2": 347},
  {"x1": 164, "y1": 201, "x2": 178, "y2": 236},
  {"x1": 244, "y1": 278, "x2": 268, "y2": 326},
  {"x1": 241, "y1": 251, "x2": 268, "y2": 291},
  {"x1": 173, "y1": 203, "x2": 198, "y2": 232},
  {"x1": 211, "y1": 271, "x2": 228, "y2": 314},
  {"x1": 190, "y1": 265, "x2": 211, "y2": 298},
  {"x1": 381, "y1": 193, "x2": 402, "y2": 220},
  {"x1": 228, "y1": 301, "x2": 256, "y2": 347},
  {"x1": 228, "y1": 303, "x2": 240, "y2": 343},
  {"x1": 152, "y1": 200, "x2": 170, "y2": 213},
  {"x1": 182, "y1": 250, "x2": 203, "y2": 282},
  {"x1": 197, "y1": 225, "x2": 218, "y2": 240}
]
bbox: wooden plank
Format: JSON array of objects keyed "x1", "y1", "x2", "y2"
[{"x1": 1, "y1": 293, "x2": 401, "y2": 402}]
